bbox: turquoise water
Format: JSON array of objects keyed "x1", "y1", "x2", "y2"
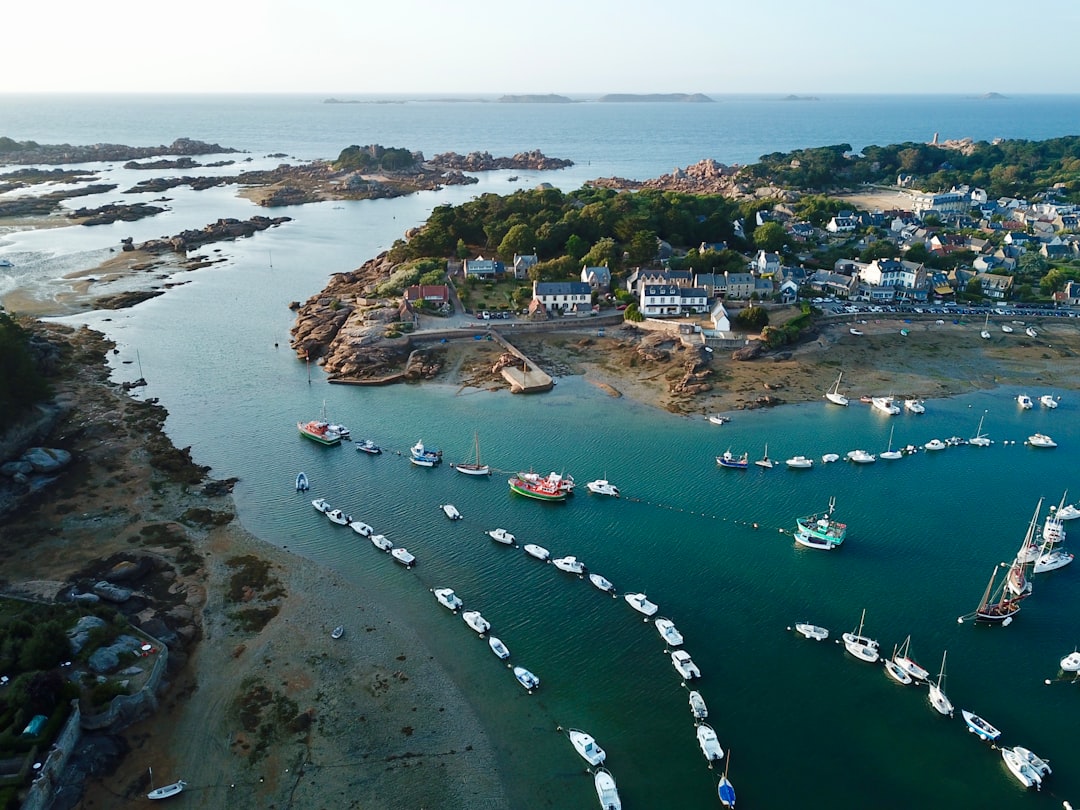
[{"x1": 3, "y1": 94, "x2": 1077, "y2": 807}]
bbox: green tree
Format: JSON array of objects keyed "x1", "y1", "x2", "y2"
[
  {"x1": 627, "y1": 230, "x2": 658, "y2": 265},
  {"x1": 752, "y1": 221, "x2": 786, "y2": 252},
  {"x1": 455, "y1": 239, "x2": 470, "y2": 260},
  {"x1": 565, "y1": 234, "x2": 588, "y2": 261},
  {"x1": 0, "y1": 313, "x2": 50, "y2": 432},
  {"x1": 1018, "y1": 252, "x2": 1048, "y2": 276},
  {"x1": 497, "y1": 223, "x2": 536, "y2": 260},
  {"x1": 733, "y1": 305, "x2": 769, "y2": 330},
  {"x1": 623, "y1": 303, "x2": 644, "y2": 322},
  {"x1": 965, "y1": 276, "x2": 984, "y2": 299},
  {"x1": 581, "y1": 237, "x2": 619, "y2": 269}
]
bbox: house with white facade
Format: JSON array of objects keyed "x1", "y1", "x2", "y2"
[
  {"x1": 680, "y1": 287, "x2": 708, "y2": 313},
  {"x1": 710, "y1": 300, "x2": 731, "y2": 331},
  {"x1": 533, "y1": 281, "x2": 591, "y2": 313},
  {"x1": 974, "y1": 272, "x2": 1014, "y2": 300},
  {"x1": 639, "y1": 284, "x2": 682, "y2": 316},
  {"x1": 752, "y1": 250, "x2": 781, "y2": 276},
  {"x1": 854, "y1": 258, "x2": 928, "y2": 302},
  {"x1": 826, "y1": 211, "x2": 859, "y2": 233},
  {"x1": 580, "y1": 264, "x2": 611, "y2": 291}
]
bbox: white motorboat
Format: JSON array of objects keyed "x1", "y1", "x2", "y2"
[
  {"x1": 370, "y1": 533, "x2": 392, "y2": 551},
  {"x1": 1040, "y1": 394, "x2": 1058, "y2": 409},
  {"x1": 821, "y1": 453, "x2": 840, "y2": 464},
  {"x1": 1034, "y1": 498, "x2": 1073, "y2": 572},
  {"x1": 390, "y1": 547, "x2": 415, "y2": 567},
  {"x1": 1013, "y1": 746, "x2": 1051, "y2": 779},
  {"x1": 327, "y1": 508, "x2": 351, "y2": 526},
  {"x1": 969, "y1": 410, "x2": 992, "y2": 446},
  {"x1": 594, "y1": 767, "x2": 622, "y2": 810},
  {"x1": 441, "y1": 503, "x2": 462, "y2": 520},
  {"x1": 295, "y1": 471, "x2": 309, "y2": 492},
  {"x1": 1027, "y1": 326, "x2": 1039, "y2": 338},
  {"x1": 1001, "y1": 747, "x2": 1041, "y2": 789},
  {"x1": 586, "y1": 479, "x2": 620, "y2": 497},
  {"x1": 624, "y1": 592, "x2": 658, "y2": 617},
  {"x1": 354, "y1": 438, "x2": 382, "y2": 454},
  {"x1": 1061, "y1": 650, "x2": 1080, "y2": 672},
  {"x1": 1001, "y1": 324, "x2": 1014, "y2": 334},
  {"x1": 433, "y1": 587, "x2": 462, "y2": 611},
  {"x1": 350, "y1": 520, "x2": 373, "y2": 537},
  {"x1": 880, "y1": 425, "x2": 903, "y2": 460},
  {"x1": 488, "y1": 636, "x2": 510, "y2": 659},
  {"x1": 961, "y1": 709, "x2": 1001, "y2": 741},
  {"x1": 923, "y1": 438, "x2": 946, "y2": 451},
  {"x1": 569, "y1": 728, "x2": 607, "y2": 766},
  {"x1": 327, "y1": 423, "x2": 351, "y2": 440},
  {"x1": 513, "y1": 665, "x2": 539, "y2": 691},
  {"x1": 311, "y1": 497, "x2": 331, "y2": 513},
  {"x1": 671, "y1": 649, "x2": 701, "y2": 680},
  {"x1": 462, "y1": 610, "x2": 490, "y2": 635},
  {"x1": 843, "y1": 609, "x2": 880, "y2": 662},
  {"x1": 1059, "y1": 503, "x2": 1080, "y2": 521},
  {"x1": 331, "y1": 625, "x2": 344, "y2": 639},
  {"x1": 928, "y1": 650, "x2": 954, "y2": 717},
  {"x1": 708, "y1": 414, "x2": 731, "y2": 425},
  {"x1": 688, "y1": 690, "x2": 708, "y2": 719},
  {"x1": 697, "y1": 722, "x2": 724, "y2": 762},
  {"x1": 523, "y1": 543, "x2": 550, "y2": 561},
  {"x1": 904, "y1": 398, "x2": 925, "y2": 414},
  {"x1": 893, "y1": 635, "x2": 930, "y2": 681},
  {"x1": 554, "y1": 556, "x2": 585, "y2": 574},
  {"x1": 845, "y1": 449, "x2": 876, "y2": 464},
  {"x1": 409, "y1": 439, "x2": 443, "y2": 467},
  {"x1": 1026, "y1": 433, "x2": 1057, "y2": 448},
  {"x1": 655, "y1": 617, "x2": 684, "y2": 646},
  {"x1": 825, "y1": 371, "x2": 849, "y2": 406},
  {"x1": 488, "y1": 527, "x2": 515, "y2": 545},
  {"x1": 794, "y1": 623, "x2": 829, "y2": 641},
  {"x1": 849, "y1": 327, "x2": 863, "y2": 336},
  {"x1": 147, "y1": 779, "x2": 186, "y2": 800},
  {"x1": 785, "y1": 455, "x2": 813, "y2": 469},
  {"x1": 589, "y1": 573, "x2": 615, "y2": 593},
  {"x1": 1035, "y1": 543, "x2": 1073, "y2": 573},
  {"x1": 871, "y1": 396, "x2": 900, "y2": 415},
  {"x1": 1017, "y1": 393, "x2": 1034, "y2": 409},
  {"x1": 1044, "y1": 496, "x2": 1067, "y2": 544},
  {"x1": 884, "y1": 655, "x2": 913, "y2": 685}
]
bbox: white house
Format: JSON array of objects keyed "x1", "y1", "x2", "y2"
[
  {"x1": 710, "y1": 301, "x2": 731, "y2": 331},
  {"x1": 639, "y1": 284, "x2": 681, "y2": 316},
  {"x1": 826, "y1": 212, "x2": 859, "y2": 233},
  {"x1": 680, "y1": 287, "x2": 708, "y2": 313},
  {"x1": 533, "y1": 281, "x2": 591, "y2": 312},
  {"x1": 752, "y1": 250, "x2": 781, "y2": 276}
]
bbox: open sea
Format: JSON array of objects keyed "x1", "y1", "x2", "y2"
[{"x1": 2, "y1": 94, "x2": 1080, "y2": 808}]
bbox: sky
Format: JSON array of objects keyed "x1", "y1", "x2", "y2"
[{"x1": 5, "y1": 0, "x2": 1080, "y2": 95}]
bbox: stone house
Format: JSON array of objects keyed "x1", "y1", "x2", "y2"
[
  {"x1": 580, "y1": 264, "x2": 611, "y2": 291},
  {"x1": 513, "y1": 253, "x2": 539, "y2": 279}
]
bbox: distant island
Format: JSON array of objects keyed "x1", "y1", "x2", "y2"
[
  {"x1": 498, "y1": 94, "x2": 574, "y2": 103},
  {"x1": 980, "y1": 92, "x2": 1008, "y2": 100},
  {"x1": 597, "y1": 93, "x2": 714, "y2": 103},
  {"x1": 782, "y1": 94, "x2": 820, "y2": 102}
]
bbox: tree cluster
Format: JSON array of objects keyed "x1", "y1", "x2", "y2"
[
  {"x1": 0, "y1": 312, "x2": 51, "y2": 432},
  {"x1": 333, "y1": 144, "x2": 418, "y2": 173}
]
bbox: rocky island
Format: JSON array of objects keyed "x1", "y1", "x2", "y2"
[
  {"x1": 597, "y1": 93, "x2": 714, "y2": 102},
  {"x1": 0, "y1": 137, "x2": 239, "y2": 166}
]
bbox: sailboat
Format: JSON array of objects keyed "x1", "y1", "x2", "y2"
[
  {"x1": 927, "y1": 650, "x2": 954, "y2": 716},
  {"x1": 717, "y1": 750, "x2": 736, "y2": 808},
  {"x1": 455, "y1": 431, "x2": 491, "y2": 476},
  {"x1": 754, "y1": 442, "x2": 774, "y2": 469},
  {"x1": 1034, "y1": 492, "x2": 1074, "y2": 573},
  {"x1": 842, "y1": 608, "x2": 879, "y2": 662},
  {"x1": 968, "y1": 410, "x2": 992, "y2": 446},
  {"x1": 825, "y1": 371, "x2": 849, "y2": 406},
  {"x1": 880, "y1": 425, "x2": 902, "y2": 460},
  {"x1": 980, "y1": 311, "x2": 991, "y2": 340},
  {"x1": 958, "y1": 566, "x2": 1022, "y2": 625},
  {"x1": 146, "y1": 767, "x2": 186, "y2": 800}
]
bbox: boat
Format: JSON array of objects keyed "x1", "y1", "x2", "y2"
[
  {"x1": 717, "y1": 753, "x2": 736, "y2": 808},
  {"x1": 354, "y1": 438, "x2": 382, "y2": 454},
  {"x1": 883, "y1": 652, "x2": 913, "y2": 685},
  {"x1": 1001, "y1": 747, "x2": 1041, "y2": 789},
  {"x1": 923, "y1": 438, "x2": 946, "y2": 451},
  {"x1": 508, "y1": 474, "x2": 569, "y2": 502},
  {"x1": 1027, "y1": 326, "x2": 1039, "y2": 338},
  {"x1": 295, "y1": 472, "x2": 309, "y2": 492},
  {"x1": 409, "y1": 439, "x2": 442, "y2": 467},
  {"x1": 569, "y1": 728, "x2": 607, "y2": 766},
  {"x1": 820, "y1": 453, "x2": 840, "y2": 464},
  {"x1": 1034, "y1": 530, "x2": 1073, "y2": 573},
  {"x1": 969, "y1": 411, "x2": 992, "y2": 446},
  {"x1": 441, "y1": 503, "x2": 462, "y2": 520},
  {"x1": 1059, "y1": 503, "x2": 1080, "y2": 521},
  {"x1": 517, "y1": 470, "x2": 575, "y2": 493},
  {"x1": 794, "y1": 496, "x2": 846, "y2": 550},
  {"x1": 624, "y1": 592, "x2": 658, "y2": 617},
  {"x1": 311, "y1": 497, "x2": 331, "y2": 513},
  {"x1": 879, "y1": 425, "x2": 903, "y2": 460},
  {"x1": 1040, "y1": 393, "x2": 1058, "y2": 408},
  {"x1": 350, "y1": 520, "x2": 373, "y2": 537},
  {"x1": 488, "y1": 635, "x2": 510, "y2": 659},
  {"x1": 462, "y1": 610, "x2": 490, "y2": 635},
  {"x1": 589, "y1": 573, "x2": 615, "y2": 593},
  {"x1": 1062, "y1": 650, "x2": 1080, "y2": 672},
  {"x1": 1001, "y1": 323, "x2": 1014, "y2": 334},
  {"x1": 456, "y1": 431, "x2": 491, "y2": 476},
  {"x1": 523, "y1": 543, "x2": 550, "y2": 561},
  {"x1": 390, "y1": 547, "x2": 416, "y2": 567},
  {"x1": 553, "y1": 556, "x2": 585, "y2": 574},
  {"x1": 871, "y1": 396, "x2": 900, "y2": 415},
  {"x1": 586, "y1": 479, "x2": 620, "y2": 497},
  {"x1": 904, "y1": 398, "x2": 925, "y2": 414},
  {"x1": 513, "y1": 665, "x2": 539, "y2": 691},
  {"x1": 716, "y1": 449, "x2": 748, "y2": 469},
  {"x1": 845, "y1": 449, "x2": 876, "y2": 464},
  {"x1": 0, "y1": 259, "x2": 12, "y2": 268},
  {"x1": 331, "y1": 625, "x2": 344, "y2": 639},
  {"x1": 785, "y1": 455, "x2": 813, "y2": 469},
  {"x1": 297, "y1": 418, "x2": 341, "y2": 446},
  {"x1": 488, "y1": 527, "x2": 515, "y2": 545},
  {"x1": 327, "y1": 422, "x2": 350, "y2": 439},
  {"x1": 825, "y1": 371, "x2": 849, "y2": 406},
  {"x1": 960, "y1": 566, "x2": 1022, "y2": 625},
  {"x1": 927, "y1": 650, "x2": 954, "y2": 717},
  {"x1": 1013, "y1": 746, "x2": 1052, "y2": 780},
  {"x1": 754, "y1": 443, "x2": 774, "y2": 469},
  {"x1": 708, "y1": 414, "x2": 731, "y2": 425},
  {"x1": 147, "y1": 778, "x2": 186, "y2": 800},
  {"x1": 326, "y1": 508, "x2": 351, "y2": 526},
  {"x1": 849, "y1": 327, "x2": 863, "y2": 335},
  {"x1": 980, "y1": 312, "x2": 991, "y2": 340},
  {"x1": 688, "y1": 690, "x2": 708, "y2": 719},
  {"x1": 1017, "y1": 393, "x2": 1034, "y2": 409},
  {"x1": 655, "y1": 617, "x2": 684, "y2": 646},
  {"x1": 893, "y1": 635, "x2": 930, "y2": 681},
  {"x1": 370, "y1": 533, "x2": 392, "y2": 551},
  {"x1": 433, "y1": 587, "x2": 462, "y2": 611},
  {"x1": 842, "y1": 609, "x2": 880, "y2": 662},
  {"x1": 671, "y1": 649, "x2": 701, "y2": 679},
  {"x1": 696, "y1": 723, "x2": 724, "y2": 762},
  {"x1": 1026, "y1": 433, "x2": 1057, "y2": 448},
  {"x1": 962, "y1": 709, "x2": 1001, "y2": 741},
  {"x1": 594, "y1": 767, "x2": 621, "y2": 810},
  {"x1": 1044, "y1": 497, "x2": 1067, "y2": 545},
  {"x1": 794, "y1": 623, "x2": 829, "y2": 641}
]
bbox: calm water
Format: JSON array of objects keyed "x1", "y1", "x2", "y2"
[{"x1": 3, "y1": 95, "x2": 1079, "y2": 808}]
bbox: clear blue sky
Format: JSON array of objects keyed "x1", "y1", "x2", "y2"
[{"x1": 6, "y1": 0, "x2": 1079, "y2": 94}]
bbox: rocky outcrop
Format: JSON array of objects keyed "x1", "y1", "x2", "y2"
[
  {"x1": 429, "y1": 150, "x2": 574, "y2": 171},
  {"x1": 69, "y1": 202, "x2": 166, "y2": 226},
  {"x1": 589, "y1": 158, "x2": 796, "y2": 201},
  {"x1": 123, "y1": 175, "x2": 237, "y2": 193},
  {"x1": 123, "y1": 157, "x2": 201, "y2": 170},
  {"x1": 0, "y1": 137, "x2": 240, "y2": 166},
  {"x1": 732, "y1": 343, "x2": 766, "y2": 361},
  {"x1": 0, "y1": 184, "x2": 118, "y2": 217},
  {"x1": 132, "y1": 216, "x2": 291, "y2": 254}
]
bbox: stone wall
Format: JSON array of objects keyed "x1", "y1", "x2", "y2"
[
  {"x1": 80, "y1": 635, "x2": 169, "y2": 731},
  {"x1": 19, "y1": 701, "x2": 82, "y2": 810}
]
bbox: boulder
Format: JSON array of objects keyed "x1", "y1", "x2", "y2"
[
  {"x1": 93, "y1": 581, "x2": 133, "y2": 603},
  {"x1": 22, "y1": 447, "x2": 72, "y2": 473},
  {"x1": 68, "y1": 615, "x2": 107, "y2": 653},
  {"x1": 88, "y1": 647, "x2": 121, "y2": 674},
  {"x1": 0, "y1": 461, "x2": 33, "y2": 477},
  {"x1": 732, "y1": 343, "x2": 765, "y2": 361}
]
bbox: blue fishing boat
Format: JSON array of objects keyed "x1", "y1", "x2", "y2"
[{"x1": 716, "y1": 449, "x2": 748, "y2": 469}]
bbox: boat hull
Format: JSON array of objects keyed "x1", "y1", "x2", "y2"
[
  {"x1": 508, "y1": 477, "x2": 568, "y2": 501},
  {"x1": 298, "y1": 422, "x2": 341, "y2": 446}
]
